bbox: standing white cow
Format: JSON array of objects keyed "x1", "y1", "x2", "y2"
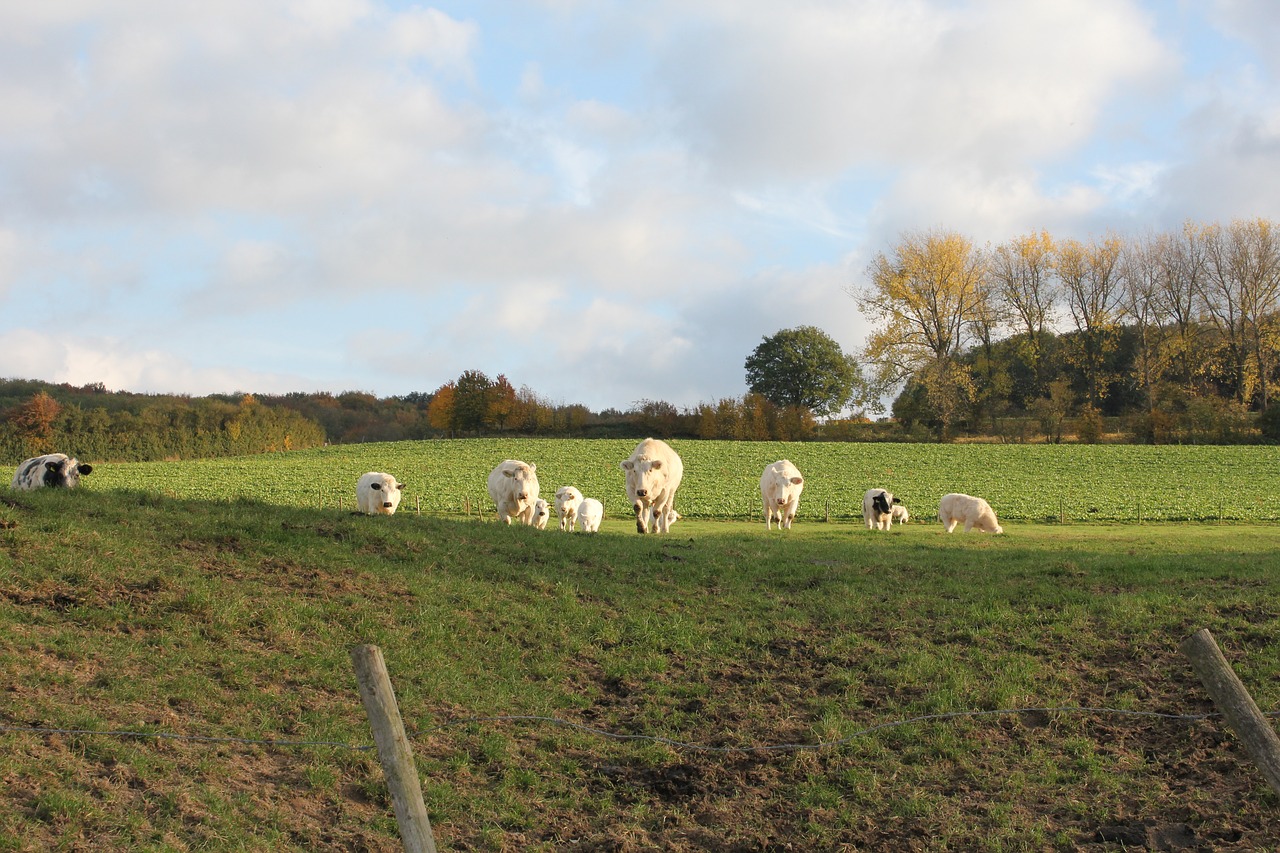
[
  {"x1": 487, "y1": 460, "x2": 541, "y2": 525},
  {"x1": 760, "y1": 460, "x2": 805, "y2": 530},
  {"x1": 531, "y1": 499, "x2": 551, "y2": 530},
  {"x1": 863, "y1": 488, "x2": 901, "y2": 531},
  {"x1": 356, "y1": 472, "x2": 404, "y2": 515},
  {"x1": 555, "y1": 486, "x2": 584, "y2": 531},
  {"x1": 577, "y1": 498, "x2": 604, "y2": 533},
  {"x1": 11, "y1": 454, "x2": 93, "y2": 491},
  {"x1": 938, "y1": 493, "x2": 1004, "y2": 533},
  {"x1": 620, "y1": 438, "x2": 683, "y2": 534}
]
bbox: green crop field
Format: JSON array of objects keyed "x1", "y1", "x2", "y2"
[
  {"x1": 85, "y1": 438, "x2": 1280, "y2": 523},
  {"x1": 4, "y1": 443, "x2": 1280, "y2": 849}
]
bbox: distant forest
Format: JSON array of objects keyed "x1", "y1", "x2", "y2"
[{"x1": 1, "y1": 319, "x2": 1278, "y2": 465}]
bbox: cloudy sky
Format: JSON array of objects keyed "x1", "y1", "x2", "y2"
[{"x1": 2, "y1": 1, "x2": 1279, "y2": 412}]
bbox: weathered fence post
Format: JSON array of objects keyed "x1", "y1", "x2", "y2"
[
  {"x1": 350, "y1": 645, "x2": 439, "y2": 853},
  {"x1": 1179, "y1": 628, "x2": 1280, "y2": 798}
]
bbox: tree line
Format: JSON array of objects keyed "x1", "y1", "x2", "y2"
[
  {"x1": 4, "y1": 217, "x2": 1280, "y2": 463},
  {"x1": 856, "y1": 219, "x2": 1280, "y2": 441}
]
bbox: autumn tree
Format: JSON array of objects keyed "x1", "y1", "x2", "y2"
[
  {"x1": 743, "y1": 326, "x2": 860, "y2": 418},
  {"x1": 426, "y1": 383, "x2": 456, "y2": 435},
  {"x1": 14, "y1": 391, "x2": 62, "y2": 452},
  {"x1": 988, "y1": 231, "x2": 1058, "y2": 397},
  {"x1": 1056, "y1": 234, "x2": 1125, "y2": 408},
  {"x1": 452, "y1": 370, "x2": 492, "y2": 433},
  {"x1": 486, "y1": 374, "x2": 518, "y2": 431},
  {"x1": 856, "y1": 229, "x2": 988, "y2": 437}
]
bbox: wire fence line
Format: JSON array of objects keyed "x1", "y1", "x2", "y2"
[{"x1": 0, "y1": 704, "x2": 1244, "y2": 757}]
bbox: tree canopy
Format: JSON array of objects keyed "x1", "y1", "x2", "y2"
[{"x1": 743, "y1": 326, "x2": 861, "y2": 418}]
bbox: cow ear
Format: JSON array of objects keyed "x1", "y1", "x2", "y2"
[
  {"x1": 893, "y1": 496, "x2": 901, "y2": 504},
  {"x1": 45, "y1": 461, "x2": 60, "y2": 472},
  {"x1": 370, "y1": 482, "x2": 382, "y2": 490},
  {"x1": 650, "y1": 460, "x2": 662, "y2": 470},
  {"x1": 620, "y1": 461, "x2": 633, "y2": 471},
  {"x1": 792, "y1": 477, "x2": 803, "y2": 485},
  {"x1": 78, "y1": 464, "x2": 93, "y2": 475},
  {"x1": 529, "y1": 463, "x2": 536, "y2": 472},
  {"x1": 503, "y1": 469, "x2": 514, "y2": 478}
]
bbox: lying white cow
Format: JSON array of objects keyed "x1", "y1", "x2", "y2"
[
  {"x1": 555, "y1": 486, "x2": 584, "y2": 531},
  {"x1": 577, "y1": 497, "x2": 604, "y2": 533},
  {"x1": 891, "y1": 504, "x2": 910, "y2": 526},
  {"x1": 760, "y1": 459, "x2": 804, "y2": 530},
  {"x1": 356, "y1": 472, "x2": 404, "y2": 515},
  {"x1": 863, "y1": 488, "x2": 901, "y2": 531},
  {"x1": 531, "y1": 499, "x2": 551, "y2": 530},
  {"x1": 11, "y1": 454, "x2": 93, "y2": 491},
  {"x1": 487, "y1": 459, "x2": 540, "y2": 525},
  {"x1": 620, "y1": 438, "x2": 684, "y2": 534},
  {"x1": 939, "y1": 493, "x2": 1003, "y2": 533}
]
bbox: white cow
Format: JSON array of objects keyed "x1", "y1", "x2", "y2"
[
  {"x1": 486, "y1": 460, "x2": 541, "y2": 525},
  {"x1": 760, "y1": 459, "x2": 805, "y2": 530},
  {"x1": 620, "y1": 438, "x2": 684, "y2": 534},
  {"x1": 577, "y1": 497, "x2": 604, "y2": 533},
  {"x1": 939, "y1": 493, "x2": 1004, "y2": 534},
  {"x1": 555, "y1": 486, "x2": 584, "y2": 531},
  {"x1": 11, "y1": 454, "x2": 93, "y2": 491},
  {"x1": 890, "y1": 504, "x2": 910, "y2": 526},
  {"x1": 863, "y1": 488, "x2": 901, "y2": 531},
  {"x1": 531, "y1": 498, "x2": 551, "y2": 530},
  {"x1": 356, "y1": 472, "x2": 404, "y2": 515}
]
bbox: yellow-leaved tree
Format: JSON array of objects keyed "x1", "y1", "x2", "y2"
[{"x1": 853, "y1": 229, "x2": 989, "y2": 439}]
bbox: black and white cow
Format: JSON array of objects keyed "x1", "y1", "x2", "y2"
[
  {"x1": 11, "y1": 454, "x2": 94, "y2": 491},
  {"x1": 862, "y1": 488, "x2": 901, "y2": 531}
]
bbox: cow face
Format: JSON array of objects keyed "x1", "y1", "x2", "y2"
[
  {"x1": 621, "y1": 457, "x2": 667, "y2": 504},
  {"x1": 503, "y1": 465, "x2": 536, "y2": 502},
  {"x1": 871, "y1": 490, "x2": 898, "y2": 516},
  {"x1": 44, "y1": 458, "x2": 92, "y2": 489}
]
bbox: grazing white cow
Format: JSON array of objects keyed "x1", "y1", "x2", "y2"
[
  {"x1": 487, "y1": 460, "x2": 541, "y2": 525},
  {"x1": 863, "y1": 488, "x2": 901, "y2": 531},
  {"x1": 760, "y1": 460, "x2": 805, "y2": 530},
  {"x1": 11, "y1": 454, "x2": 93, "y2": 491},
  {"x1": 356, "y1": 472, "x2": 404, "y2": 515},
  {"x1": 620, "y1": 438, "x2": 684, "y2": 534},
  {"x1": 939, "y1": 493, "x2": 1003, "y2": 534},
  {"x1": 531, "y1": 499, "x2": 551, "y2": 530},
  {"x1": 577, "y1": 498, "x2": 604, "y2": 533},
  {"x1": 555, "y1": 486, "x2": 584, "y2": 531},
  {"x1": 890, "y1": 504, "x2": 910, "y2": 525}
]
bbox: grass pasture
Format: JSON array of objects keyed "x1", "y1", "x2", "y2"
[
  {"x1": 1, "y1": 441, "x2": 1279, "y2": 849},
  {"x1": 85, "y1": 439, "x2": 1280, "y2": 524}
]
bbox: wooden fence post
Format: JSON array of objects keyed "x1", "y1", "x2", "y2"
[
  {"x1": 1179, "y1": 628, "x2": 1280, "y2": 798},
  {"x1": 350, "y1": 645, "x2": 439, "y2": 853}
]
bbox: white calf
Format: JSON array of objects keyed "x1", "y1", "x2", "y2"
[
  {"x1": 555, "y1": 486, "x2": 584, "y2": 531},
  {"x1": 862, "y1": 488, "x2": 901, "y2": 531},
  {"x1": 356, "y1": 472, "x2": 404, "y2": 515},
  {"x1": 531, "y1": 499, "x2": 551, "y2": 530},
  {"x1": 577, "y1": 498, "x2": 604, "y2": 533},
  {"x1": 891, "y1": 504, "x2": 910, "y2": 526}
]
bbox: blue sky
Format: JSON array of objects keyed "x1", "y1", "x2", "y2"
[{"x1": 2, "y1": 0, "x2": 1279, "y2": 412}]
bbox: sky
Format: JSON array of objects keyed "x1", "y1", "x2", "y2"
[{"x1": 2, "y1": 0, "x2": 1280, "y2": 413}]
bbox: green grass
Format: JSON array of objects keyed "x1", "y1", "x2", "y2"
[
  {"x1": 2, "y1": 457, "x2": 1280, "y2": 849},
  {"x1": 81, "y1": 438, "x2": 1280, "y2": 522}
]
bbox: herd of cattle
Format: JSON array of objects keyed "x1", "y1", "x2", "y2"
[{"x1": 9, "y1": 441, "x2": 1004, "y2": 534}]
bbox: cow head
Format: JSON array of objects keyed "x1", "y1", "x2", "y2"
[
  {"x1": 503, "y1": 463, "x2": 537, "y2": 504},
  {"x1": 621, "y1": 456, "x2": 668, "y2": 504},
  {"x1": 44, "y1": 458, "x2": 92, "y2": 489},
  {"x1": 871, "y1": 490, "x2": 899, "y2": 516}
]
